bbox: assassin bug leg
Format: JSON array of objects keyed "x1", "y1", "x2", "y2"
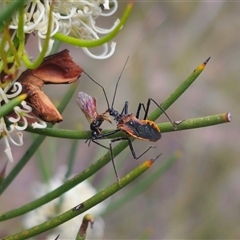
[
  {"x1": 137, "y1": 98, "x2": 174, "y2": 124},
  {"x1": 109, "y1": 138, "x2": 153, "y2": 183},
  {"x1": 108, "y1": 142, "x2": 120, "y2": 183},
  {"x1": 82, "y1": 57, "x2": 174, "y2": 182},
  {"x1": 109, "y1": 136, "x2": 154, "y2": 185},
  {"x1": 110, "y1": 137, "x2": 154, "y2": 159}
]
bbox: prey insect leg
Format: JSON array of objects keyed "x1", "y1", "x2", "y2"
[
  {"x1": 85, "y1": 138, "x2": 110, "y2": 150},
  {"x1": 93, "y1": 129, "x2": 121, "y2": 140}
]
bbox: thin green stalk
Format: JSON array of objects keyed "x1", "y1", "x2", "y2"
[
  {"x1": 24, "y1": 113, "x2": 231, "y2": 139},
  {"x1": 0, "y1": 163, "x2": 8, "y2": 185},
  {"x1": 36, "y1": 144, "x2": 51, "y2": 184},
  {"x1": 138, "y1": 229, "x2": 153, "y2": 240},
  {"x1": 3, "y1": 25, "x2": 20, "y2": 67},
  {"x1": 56, "y1": 140, "x2": 79, "y2": 214},
  {"x1": 53, "y1": 1, "x2": 134, "y2": 47},
  {"x1": 0, "y1": 0, "x2": 26, "y2": 31},
  {"x1": 0, "y1": 57, "x2": 231, "y2": 220},
  {"x1": 50, "y1": 40, "x2": 62, "y2": 55},
  {"x1": 160, "y1": 112, "x2": 231, "y2": 132},
  {"x1": 0, "y1": 94, "x2": 27, "y2": 118},
  {"x1": 57, "y1": 83, "x2": 79, "y2": 113},
  {"x1": 0, "y1": 139, "x2": 129, "y2": 221},
  {"x1": 76, "y1": 214, "x2": 94, "y2": 240},
  {"x1": 65, "y1": 140, "x2": 79, "y2": 180},
  {"x1": 0, "y1": 135, "x2": 46, "y2": 194},
  {"x1": 16, "y1": 5, "x2": 24, "y2": 46},
  {"x1": 149, "y1": 57, "x2": 211, "y2": 121},
  {"x1": 21, "y1": 2, "x2": 54, "y2": 69},
  {"x1": 0, "y1": 84, "x2": 78, "y2": 195},
  {"x1": 2, "y1": 156, "x2": 158, "y2": 240},
  {"x1": 104, "y1": 152, "x2": 180, "y2": 214}
]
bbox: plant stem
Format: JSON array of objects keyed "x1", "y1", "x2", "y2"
[
  {"x1": 2, "y1": 155, "x2": 158, "y2": 240},
  {"x1": 24, "y1": 113, "x2": 231, "y2": 139}
]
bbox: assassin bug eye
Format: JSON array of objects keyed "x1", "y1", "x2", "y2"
[{"x1": 129, "y1": 120, "x2": 134, "y2": 125}]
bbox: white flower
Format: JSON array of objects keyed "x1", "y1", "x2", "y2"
[
  {"x1": 23, "y1": 166, "x2": 109, "y2": 239},
  {"x1": 7, "y1": 0, "x2": 118, "y2": 59},
  {"x1": 0, "y1": 76, "x2": 47, "y2": 162}
]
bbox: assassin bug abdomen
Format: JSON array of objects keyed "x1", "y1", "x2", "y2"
[{"x1": 117, "y1": 114, "x2": 161, "y2": 142}]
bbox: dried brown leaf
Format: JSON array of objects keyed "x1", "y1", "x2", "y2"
[
  {"x1": 18, "y1": 49, "x2": 83, "y2": 85},
  {"x1": 21, "y1": 83, "x2": 63, "y2": 123},
  {"x1": 18, "y1": 49, "x2": 83, "y2": 123}
]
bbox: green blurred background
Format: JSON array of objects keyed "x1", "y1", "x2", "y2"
[{"x1": 1, "y1": 2, "x2": 239, "y2": 239}]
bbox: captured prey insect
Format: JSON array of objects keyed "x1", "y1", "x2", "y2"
[
  {"x1": 82, "y1": 58, "x2": 175, "y2": 181},
  {"x1": 76, "y1": 91, "x2": 112, "y2": 149}
]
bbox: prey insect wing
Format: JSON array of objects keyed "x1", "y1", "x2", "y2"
[
  {"x1": 77, "y1": 91, "x2": 111, "y2": 125},
  {"x1": 77, "y1": 91, "x2": 112, "y2": 150},
  {"x1": 77, "y1": 92, "x2": 99, "y2": 124}
]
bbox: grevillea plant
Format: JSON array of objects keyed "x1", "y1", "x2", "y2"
[{"x1": 0, "y1": 1, "x2": 231, "y2": 239}]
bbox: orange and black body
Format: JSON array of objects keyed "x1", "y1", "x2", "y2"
[{"x1": 117, "y1": 114, "x2": 161, "y2": 142}]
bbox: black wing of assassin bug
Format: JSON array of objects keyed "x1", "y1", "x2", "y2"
[
  {"x1": 76, "y1": 91, "x2": 112, "y2": 149},
  {"x1": 83, "y1": 57, "x2": 174, "y2": 182}
]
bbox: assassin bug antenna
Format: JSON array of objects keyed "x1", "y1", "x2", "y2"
[
  {"x1": 83, "y1": 71, "x2": 111, "y2": 110},
  {"x1": 111, "y1": 57, "x2": 129, "y2": 108},
  {"x1": 81, "y1": 58, "x2": 130, "y2": 183},
  {"x1": 83, "y1": 57, "x2": 129, "y2": 113}
]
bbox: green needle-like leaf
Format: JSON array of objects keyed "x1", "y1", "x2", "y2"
[
  {"x1": 24, "y1": 113, "x2": 231, "y2": 139},
  {"x1": 0, "y1": 84, "x2": 77, "y2": 195},
  {"x1": 0, "y1": 138, "x2": 129, "y2": 221},
  {"x1": 149, "y1": 57, "x2": 211, "y2": 121},
  {"x1": 53, "y1": 1, "x2": 134, "y2": 48},
  {"x1": 0, "y1": 135, "x2": 46, "y2": 195},
  {"x1": 76, "y1": 214, "x2": 94, "y2": 240},
  {"x1": 104, "y1": 152, "x2": 180, "y2": 214},
  {"x1": 2, "y1": 155, "x2": 158, "y2": 240},
  {"x1": 0, "y1": 59, "x2": 231, "y2": 224},
  {"x1": 0, "y1": 94, "x2": 27, "y2": 118},
  {"x1": 0, "y1": 0, "x2": 27, "y2": 30}
]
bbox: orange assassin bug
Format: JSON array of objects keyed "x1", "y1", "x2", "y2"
[{"x1": 82, "y1": 58, "x2": 175, "y2": 181}]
